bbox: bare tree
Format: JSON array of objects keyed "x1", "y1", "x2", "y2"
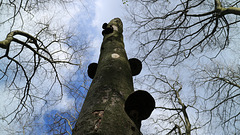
[
  {"x1": 43, "y1": 67, "x2": 90, "y2": 135},
  {"x1": 138, "y1": 74, "x2": 201, "y2": 135},
  {"x1": 0, "y1": 0, "x2": 88, "y2": 133},
  {"x1": 192, "y1": 61, "x2": 240, "y2": 134},
  {"x1": 125, "y1": 0, "x2": 240, "y2": 134},
  {"x1": 134, "y1": 56, "x2": 240, "y2": 135},
  {"x1": 127, "y1": 0, "x2": 240, "y2": 66}
]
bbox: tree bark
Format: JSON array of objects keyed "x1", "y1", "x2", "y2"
[{"x1": 72, "y1": 18, "x2": 141, "y2": 135}]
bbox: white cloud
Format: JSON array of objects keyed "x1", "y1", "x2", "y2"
[
  {"x1": 0, "y1": 0, "x2": 141, "y2": 134},
  {"x1": 54, "y1": 92, "x2": 75, "y2": 111},
  {"x1": 93, "y1": 0, "x2": 124, "y2": 24},
  {"x1": 92, "y1": 0, "x2": 126, "y2": 32},
  {"x1": 89, "y1": 0, "x2": 129, "y2": 61}
]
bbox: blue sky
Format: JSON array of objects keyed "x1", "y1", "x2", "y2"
[
  {"x1": 37, "y1": 0, "x2": 158, "y2": 134},
  {"x1": 1, "y1": 0, "x2": 240, "y2": 134},
  {"x1": 0, "y1": 0, "x2": 155, "y2": 134},
  {"x1": 0, "y1": 0, "x2": 207, "y2": 134}
]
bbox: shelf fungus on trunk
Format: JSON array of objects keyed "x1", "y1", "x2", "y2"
[
  {"x1": 87, "y1": 58, "x2": 142, "y2": 79},
  {"x1": 102, "y1": 22, "x2": 114, "y2": 35},
  {"x1": 87, "y1": 63, "x2": 98, "y2": 79},
  {"x1": 129, "y1": 58, "x2": 142, "y2": 76},
  {"x1": 124, "y1": 90, "x2": 155, "y2": 130}
]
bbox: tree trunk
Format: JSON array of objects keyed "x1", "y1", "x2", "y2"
[{"x1": 72, "y1": 18, "x2": 141, "y2": 135}]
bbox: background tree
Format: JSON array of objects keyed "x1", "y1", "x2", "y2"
[
  {"x1": 127, "y1": 0, "x2": 240, "y2": 65},
  {"x1": 43, "y1": 68, "x2": 90, "y2": 135},
  {"x1": 138, "y1": 74, "x2": 197, "y2": 135},
  {"x1": 2, "y1": 0, "x2": 240, "y2": 134},
  {"x1": 126, "y1": 0, "x2": 240, "y2": 134},
  {"x1": 0, "y1": 0, "x2": 89, "y2": 133},
  {"x1": 192, "y1": 60, "x2": 240, "y2": 134}
]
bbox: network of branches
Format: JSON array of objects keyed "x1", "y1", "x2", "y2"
[
  {"x1": 129, "y1": 0, "x2": 240, "y2": 134},
  {"x1": 1, "y1": 0, "x2": 240, "y2": 134},
  {"x1": 0, "y1": 1, "x2": 88, "y2": 133},
  {"x1": 128, "y1": 0, "x2": 240, "y2": 66}
]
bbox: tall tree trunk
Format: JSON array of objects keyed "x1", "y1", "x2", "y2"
[{"x1": 72, "y1": 18, "x2": 141, "y2": 135}]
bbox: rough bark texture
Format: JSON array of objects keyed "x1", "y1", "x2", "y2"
[{"x1": 72, "y1": 18, "x2": 141, "y2": 135}]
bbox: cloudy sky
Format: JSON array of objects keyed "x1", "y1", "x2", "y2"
[
  {"x1": 0, "y1": 0, "x2": 157, "y2": 134},
  {"x1": 68, "y1": 1, "x2": 157, "y2": 134},
  {"x1": 2, "y1": 0, "x2": 239, "y2": 134}
]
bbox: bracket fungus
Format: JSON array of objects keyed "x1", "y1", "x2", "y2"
[
  {"x1": 102, "y1": 23, "x2": 114, "y2": 35},
  {"x1": 129, "y1": 58, "x2": 142, "y2": 76},
  {"x1": 124, "y1": 90, "x2": 155, "y2": 129},
  {"x1": 87, "y1": 58, "x2": 142, "y2": 79},
  {"x1": 87, "y1": 63, "x2": 98, "y2": 79}
]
